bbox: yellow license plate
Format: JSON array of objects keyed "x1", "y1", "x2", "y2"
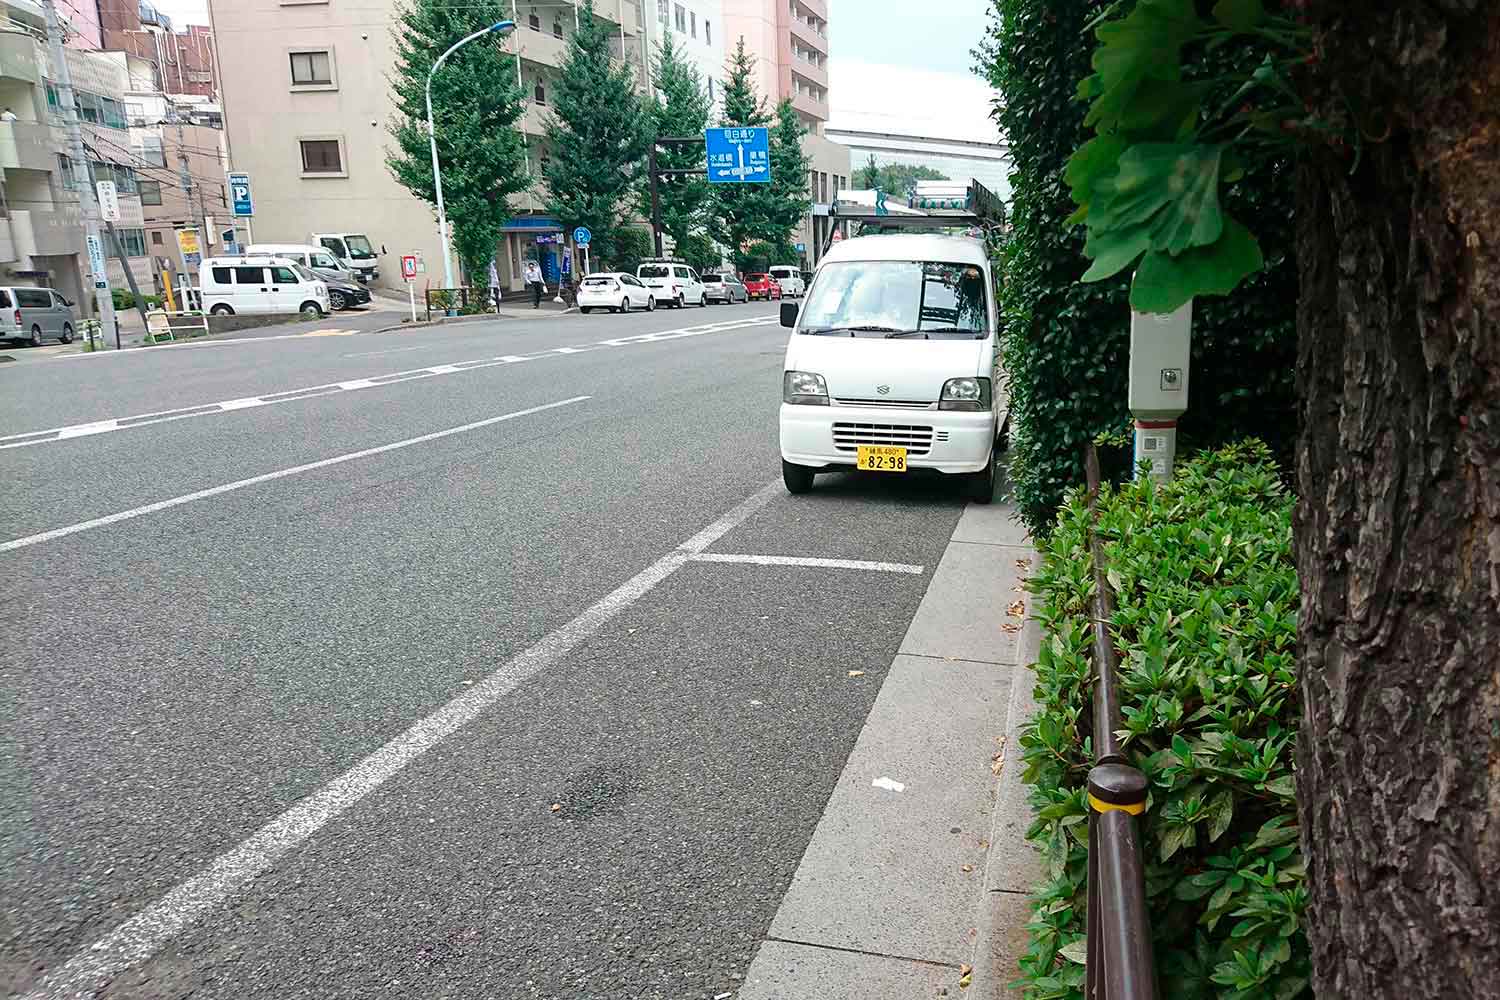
[{"x1": 857, "y1": 445, "x2": 908, "y2": 472}]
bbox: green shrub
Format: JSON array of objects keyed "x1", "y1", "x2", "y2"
[
  {"x1": 974, "y1": 0, "x2": 1298, "y2": 537},
  {"x1": 1018, "y1": 441, "x2": 1308, "y2": 1000},
  {"x1": 111, "y1": 288, "x2": 136, "y2": 310}
]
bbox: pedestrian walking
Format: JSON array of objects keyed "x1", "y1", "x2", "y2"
[
  {"x1": 523, "y1": 259, "x2": 546, "y2": 309},
  {"x1": 488, "y1": 258, "x2": 501, "y2": 312}
]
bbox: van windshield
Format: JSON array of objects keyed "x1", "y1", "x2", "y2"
[
  {"x1": 798, "y1": 260, "x2": 990, "y2": 339},
  {"x1": 345, "y1": 236, "x2": 376, "y2": 260}
]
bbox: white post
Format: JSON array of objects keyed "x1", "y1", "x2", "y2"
[
  {"x1": 584, "y1": 246, "x2": 590, "y2": 276},
  {"x1": 44, "y1": 0, "x2": 117, "y2": 349},
  {"x1": 425, "y1": 20, "x2": 516, "y2": 291},
  {"x1": 408, "y1": 280, "x2": 417, "y2": 323}
]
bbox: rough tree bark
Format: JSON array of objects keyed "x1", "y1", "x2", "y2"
[{"x1": 1295, "y1": 2, "x2": 1499, "y2": 997}]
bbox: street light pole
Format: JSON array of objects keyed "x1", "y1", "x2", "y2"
[{"x1": 426, "y1": 19, "x2": 516, "y2": 290}]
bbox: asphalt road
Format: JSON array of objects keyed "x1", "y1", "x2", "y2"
[{"x1": 1, "y1": 301, "x2": 976, "y2": 999}]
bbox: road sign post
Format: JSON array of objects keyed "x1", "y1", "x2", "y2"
[
  {"x1": 228, "y1": 171, "x2": 254, "y2": 244},
  {"x1": 96, "y1": 180, "x2": 120, "y2": 223},
  {"x1": 401, "y1": 254, "x2": 419, "y2": 322},
  {"x1": 573, "y1": 227, "x2": 592, "y2": 279}
]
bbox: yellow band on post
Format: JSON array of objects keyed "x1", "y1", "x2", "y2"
[{"x1": 1089, "y1": 793, "x2": 1145, "y2": 816}]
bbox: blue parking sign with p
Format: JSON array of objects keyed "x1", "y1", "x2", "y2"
[
  {"x1": 573, "y1": 226, "x2": 591, "y2": 246},
  {"x1": 229, "y1": 172, "x2": 253, "y2": 216}
]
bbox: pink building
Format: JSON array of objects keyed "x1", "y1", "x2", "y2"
[
  {"x1": 62, "y1": 0, "x2": 105, "y2": 50},
  {"x1": 722, "y1": 0, "x2": 829, "y2": 133}
]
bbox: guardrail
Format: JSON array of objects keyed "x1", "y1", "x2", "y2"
[
  {"x1": 1082, "y1": 443, "x2": 1158, "y2": 1000},
  {"x1": 143, "y1": 309, "x2": 210, "y2": 345}
]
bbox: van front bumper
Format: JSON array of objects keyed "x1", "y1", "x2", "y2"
[{"x1": 780, "y1": 403, "x2": 995, "y2": 475}]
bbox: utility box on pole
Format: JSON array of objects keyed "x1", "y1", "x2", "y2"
[{"x1": 1127, "y1": 301, "x2": 1192, "y2": 481}]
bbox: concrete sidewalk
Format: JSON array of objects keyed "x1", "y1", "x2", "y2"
[{"x1": 738, "y1": 499, "x2": 1042, "y2": 999}]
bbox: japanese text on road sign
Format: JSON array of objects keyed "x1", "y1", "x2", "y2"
[
  {"x1": 228, "y1": 172, "x2": 253, "y2": 216},
  {"x1": 705, "y1": 127, "x2": 770, "y2": 184}
]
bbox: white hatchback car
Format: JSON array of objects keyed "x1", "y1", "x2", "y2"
[
  {"x1": 778, "y1": 234, "x2": 1005, "y2": 502},
  {"x1": 577, "y1": 272, "x2": 657, "y2": 314}
]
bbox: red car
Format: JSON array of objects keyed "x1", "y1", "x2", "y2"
[{"x1": 743, "y1": 273, "x2": 783, "y2": 301}]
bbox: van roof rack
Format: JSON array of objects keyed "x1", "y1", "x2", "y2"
[{"x1": 822, "y1": 178, "x2": 1008, "y2": 255}]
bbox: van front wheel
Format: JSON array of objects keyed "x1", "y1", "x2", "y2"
[
  {"x1": 210, "y1": 304, "x2": 234, "y2": 316},
  {"x1": 782, "y1": 460, "x2": 815, "y2": 495},
  {"x1": 299, "y1": 302, "x2": 325, "y2": 319}
]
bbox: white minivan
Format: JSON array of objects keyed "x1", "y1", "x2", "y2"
[
  {"x1": 200, "y1": 255, "x2": 330, "y2": 318},
  {"x1": 768, "y1": 265, "x2": 806, "y2": 298},
  {"x1": 778, "y1": 233, "x2": 1004, "y2": 502}
]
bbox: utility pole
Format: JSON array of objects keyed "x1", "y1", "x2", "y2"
[
  {"x1": 43, "y1": 0, "x2": 117, "y2": 348},
  {"x1": 648, "y1": 137, "x2": 708, "y2": 259}
]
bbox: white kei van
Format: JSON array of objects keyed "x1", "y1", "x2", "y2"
[
  {"x1": 767, "y1": 265, "x2": 806, "y2": 298},
  {"x1": 778, "y1": 233, "x2": 1005, "y2": 502},
  {"x1": 199, "y1": 255, "x2": 330, "y2": 318}
]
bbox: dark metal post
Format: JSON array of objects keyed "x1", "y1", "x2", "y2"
[{"x1": 649, "y1": 144, "x2": 663, "y2": 258}]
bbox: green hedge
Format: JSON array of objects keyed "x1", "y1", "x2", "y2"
[
  {"x1": 974, "y1": 0, "x2": 1298, "y2": 536},
  {"x1": 1018, "y1": 441, "x2": 1309, "y2": 999}
]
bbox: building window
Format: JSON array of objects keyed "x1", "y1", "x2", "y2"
[
  {"x1": 139, "y1": 179, "x2": 163, "y2": 205},
  {"x1": 289, "y1": 50, "x2": 333, "y2": 87},
  {"x1": 528, "y1": 12, "x2": 540, "y2": 30},
  {"x1": 705, "y1": 19, "x2": 711, "y2": 44},
  {"x1": 534, "y1": 77, "x2": 546, "y2": 104},
  {"x1": 689, "y1": 11, "x2": 696, "y2": 36},
  {"x1": 299, "y1": 138, "x2": 343, "y2": 174},
  {"x1": 657, "y1": 0, "x2": 668, "y2": 25},
  {"x1": 137, "y1": 136, "x2": 166, "y2": 167},
  {"x1": 107, "y1": 227, "x2": 148, "y2": 257},
  {"x1": 553, "y1": 17, "x2": 563, "y2": 38},
  {"x1": 674, "y1": 4, "x2": 685, "y2": 31},
  {"x1": 707, "y1": 77, "x2": 714, "y2": 103},
  {"x1": 152, "y1": 230, "x2": 164, "y2": 245}
]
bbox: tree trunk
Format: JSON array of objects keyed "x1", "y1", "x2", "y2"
[{"x1": 1294, "y1": 3, "x2": 1500, "y2": 997}]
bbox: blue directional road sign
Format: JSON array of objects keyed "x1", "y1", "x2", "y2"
[
  {"x1": 573, "y1": 226, "x2": 591, "y2": 246},
  {"x1": 228, "y1": 172, "x2": 253, "y2": 216},
  {"x1": 705, "y1": 127, "x2": 771, "y2": 184}
]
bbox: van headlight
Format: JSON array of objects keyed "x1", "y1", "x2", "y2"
[
  {"x1": 940, "y1": 377, "x2": 991, "y2": 411},
  {"x1": 784, "y1": 370, "x2": 829, "y2": 406}
]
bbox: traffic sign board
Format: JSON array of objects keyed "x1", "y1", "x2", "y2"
[
  {"x1": 401, "y1": 254, "x2": 418, "y2": 280},
  {"x1": 705, "y1": 127, "x2": 770, "y2": 184},
  {"x1": 86, "y1": 233, "x2": 108, "y2": 288},
  {"x1": 96, "y1": 181, "x2": 121, "y2": 222},
  {"x1": 573, "y1": 226, "x2": 592, "y2": 246},
  {"x1": 228, "y1": 171, "x2": 253, "y2": 216}
]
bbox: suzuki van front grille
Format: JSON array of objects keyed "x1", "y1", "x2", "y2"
[
  {"x1": 832, "y1": 396, "x2": 935, "y2": 410},
  {"x1": 832, "y1": 422, "x2": 934, "y2": 456}
]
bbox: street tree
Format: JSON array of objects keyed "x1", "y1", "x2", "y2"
[
  {"x1": 643, "y1": 32, "x2": 712, "y2": 261},
  {"x1": 1054, "y1": 0, "x2": 1500, "y2": 995},
  {"x1": 858, "y1": 153, "x2": 879, "y2": 189},
  {"x1": 762, "y1": 98, "x2": 812, "y2": 261},
  {"x1": 387, "y1": 0, "x2": 528, "y2": 284},
  {"x1": 868, "y1": 162, "x2": 949, "y2": 194},
  {"x1": 714, "y1": 37, "x2": 772, "y2": 266},
  {"x1": 543, "y1": 1, "x2": 650, "y2": 266}
]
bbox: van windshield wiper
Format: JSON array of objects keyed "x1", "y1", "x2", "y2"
[
  {"x1": 917, "y1": 327, "x2": 987, "y2": 338},
  {"x1": 801, "y1": 325, "x2": 905, "y2": 336},
  {"x1": 884, "y1": 330, "x2": 930, "y2": 339}
]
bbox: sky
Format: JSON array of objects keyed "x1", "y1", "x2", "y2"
[
  {"x1": 825, "y1": 0, "x2": 1000, "y2": 144},
  {"x1": 147, "y1": 0, "x2": 210, "y2": 27}
]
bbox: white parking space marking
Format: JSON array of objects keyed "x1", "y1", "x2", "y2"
[
  {"x1": 0, "y1": 397, "x2": 590, "y2": 554},
  {"x1": 690, "y1": 553, "x2": 925, "y2": 575},
  {"x1": 0, "y1": 316, "x2": 777, "y2": 451},
  {"x1": 17, "y1": 480, "x2": 783, "y2": 1000}
]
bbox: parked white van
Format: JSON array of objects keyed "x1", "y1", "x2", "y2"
[
  {"x1": 778, "y1": 233, "x2": 1004, "y2": 502},
  {"x1": 199, "y1": 255, "x2": 330, "y2": 318},
  {"x1": 768, "y1": 265, "x2": 806, "y2": 298}
]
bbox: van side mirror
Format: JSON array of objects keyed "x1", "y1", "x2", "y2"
[{"x1": 780, "y1": 301, "x2": 799, "y2": 328}]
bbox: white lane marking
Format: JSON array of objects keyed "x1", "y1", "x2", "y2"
[
  {"x1": 689, "y1": 553, "x2": 925, "y2": 575},
  {"x1": 342, "y1": 344, "x2": 432, "y2": 358},
  {"x1": 0, "y1": 397, "x2": 590, "y2": 555},
  {"x1": 17, "y1": 479, "x2": 782, "y2": 1000},
  {"x1": 0, "y1": 317, "x2": 777, "y2": 451},
  {"x1": 872, "y1": 777, "x2": 906, "y2": 793}
]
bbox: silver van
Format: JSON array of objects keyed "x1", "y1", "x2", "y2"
[{"x1": 0, "y1": 287, "x2": 78, "y2": 345}]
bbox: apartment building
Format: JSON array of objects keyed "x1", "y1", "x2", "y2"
[
  {"x1": 0, "y1": 1, "x2": 154, "y2": 309},
  {"x1": 648, "y1": 1, "x2": 725, "y2": 111},
  {"x1": 720, "y1": 0, "x2": 846, "y2": 267},
  {"x1": 100, "y1": 0, "x2": 218, "y2": 99},
  {"x1": 210, "y1": 0, "x2": 653, "y2": 293}
]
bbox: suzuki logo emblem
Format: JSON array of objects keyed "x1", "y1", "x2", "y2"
[{"x1": 876, "y1": 385, "x2": 891, "y2": 395}]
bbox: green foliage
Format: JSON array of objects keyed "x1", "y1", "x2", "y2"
[
  {"x1": 973, "y1": 0, "x2": 1297, "y2": 536},
  {"x1": 607, "y1": 226, "x2": 656, "y2": 275},
  {"x1": 643, "y1": 32, "x2": 712, "y2": 252},
  {"x1": 387, "y1": 0, "x2": 529, "y2": 281},
  {"x1": 543, "y1": 1, "x2": 651, "y2": 267},
  {"x1": 763, "y1": 99, "x2": 812, "y2": 260},
  {"x1": 1067, "y1": 0, "x2": 1308, "y2": 310},
  {"x1": 713, "y1": 39, "x2": 771, "y2": 265},
  {"x1": 853, "y1": 158, "x2": 951, "y2": 194},
  {"x1": 1019, "y1": 441, "x2": 1309, "y2": 1000}
]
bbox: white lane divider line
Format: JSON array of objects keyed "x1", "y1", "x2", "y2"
[
  {"x1": 0, "y1": 397, "x2": 590, "y2": 555},
  {"x1": 16, "y1": 479, "x2": 783, "y2": 1000},
  {"x1": 0, "y1": 317, "x2": 778, "y2": 451},
  {"x1": 872, "y1": 777, "x2": 907, "y2": 793},
  {"x1": 689, "y1": 553, "x2": 926, "y2": 575}
]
